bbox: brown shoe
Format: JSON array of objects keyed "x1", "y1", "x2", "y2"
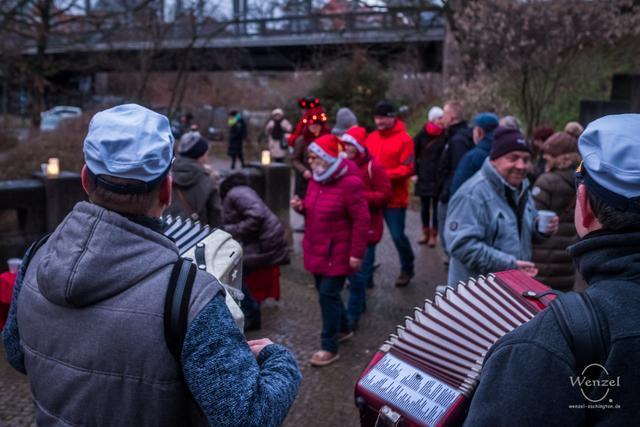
[
  {"x1": 310, "y1": 350, "x2": 340, "y2": 367},
  {"x1": 427, "y1": 228, "x2": 437, "y2": 248},
  {"x1": 338, "y1": 330, "x2": 354, "y2": 343},
  {"x1": 418, "y1": 227, "x2": 429, "y2": 245},
  {"x1": 395, "y1": 271, "x2": 414, "y2": 287}
]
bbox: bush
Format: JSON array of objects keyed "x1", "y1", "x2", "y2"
[{"x1": 315, "y1": 51, "x2": 391, "y2": 129}]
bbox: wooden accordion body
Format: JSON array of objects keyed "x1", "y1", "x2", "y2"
[{"x1": 355, "y1": 270, "x2": 556, "y2": 427}]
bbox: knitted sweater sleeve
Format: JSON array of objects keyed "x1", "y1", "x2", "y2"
[{"x1": 182, "y1": 294, "x2": 302, "y2": 427}]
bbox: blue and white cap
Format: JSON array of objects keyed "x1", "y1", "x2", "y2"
[
  {"x1": 83, "y1": 104, "x2": 174, "y2": 194},
  {"x1": 578, "y1": 114, "x2": 640, "y2": 213}
]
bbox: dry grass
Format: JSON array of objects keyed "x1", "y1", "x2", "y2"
[{"x1": 0, "y1": 114, "x2": 92, "y2": 180}]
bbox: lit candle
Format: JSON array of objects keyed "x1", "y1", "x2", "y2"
[
  {"x1": 261, "y1": 150, "x2": 271, "y2": 165},
  {"x1": 47, "y1": 157, "x2": 60, "y2": 177}
]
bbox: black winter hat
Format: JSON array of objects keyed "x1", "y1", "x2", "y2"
[
  {"x1": 373, "y1": 100, "x2": 396, "y2": 117},
  {"x1": 489, "y1": 126, "x2": 532, "y2": 160}
]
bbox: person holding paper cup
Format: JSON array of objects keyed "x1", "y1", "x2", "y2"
[
  {"x1": 531, "y1": 131, "x2": 581, "y2": 290},
  {"x1": 445, "y1": 127, "x2": 558, "y2": 286}
]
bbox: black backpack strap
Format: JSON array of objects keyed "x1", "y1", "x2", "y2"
[
  {"x1": 21, "y1": 233, "x2": 52, "y2": 274},
  {"x1": 551, "y1": 292, "x2": 608, "y2": 375},
  {"x1": 164, "y1": 258, "x2": 197, "y2": 362}
]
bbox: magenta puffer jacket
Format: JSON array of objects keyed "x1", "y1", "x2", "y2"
[{"x1": 302, "y1": 160, "x2": 370, "y2": 276}]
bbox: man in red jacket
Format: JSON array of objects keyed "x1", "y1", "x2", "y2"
[
  {"x1": 339, "y1": 125, "x2": 391, "y2": 329},
  {"x1": 365, "y1": 100, "x2": 415, "y2": 287}
]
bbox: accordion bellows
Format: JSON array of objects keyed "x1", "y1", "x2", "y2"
[{"x1": 355, "y1": 270, "x2": 556, "y2": 427}]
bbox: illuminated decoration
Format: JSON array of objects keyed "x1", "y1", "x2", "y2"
[
  {"x1": 47, "y1": 157, "x2": 60, "y2": 177},
  {"x1": 298, "y1": 96, "x2": 322, "y2": 110},
  {"x1": 261, "y1": 150, "x2": 271, "y2": 165}
]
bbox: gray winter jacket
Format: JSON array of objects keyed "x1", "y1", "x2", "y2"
[
  {"x1": 166, "y1": 156, "x2": 223, "y2": 227},
  {"x1": 3, "y1": 202, "x2": 302, "y2": 426},
  {"x1": 445, "y1": 159, "x2": 545, "y2": 285}
]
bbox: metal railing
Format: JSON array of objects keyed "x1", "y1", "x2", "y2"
[{"x1": 39, "y1": 8, "x2": 444, "y2": 52}]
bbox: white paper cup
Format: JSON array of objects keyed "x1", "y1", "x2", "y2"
[
  {"x1": 7, "y1": 258, "x2": 22, "y2": 274},
  {"x1": 537, "y1": 210, "x2": 556, "y2": 233},
  {"x1": 41, "y1": 163, "x2": 48, "y2": 175}
]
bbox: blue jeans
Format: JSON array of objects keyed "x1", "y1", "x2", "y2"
[
  {"x1": 347, "y1": 244, "x2": 376, "y2": 325},
  {"x1": 437, "y1": 201, "x2": 449, "y2": 257},
  {"x1": 383, "y1": 207, "x2": 415, "y2": 275},
  {"x1": 314, "y1": 275, "x2": 350, "y2": 353}
]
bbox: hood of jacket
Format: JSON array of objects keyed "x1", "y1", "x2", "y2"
[
  {"x1": 172, "y1": 156, "x2": 210, "y2": 187},
  {"x1": 378, "y1": 118, "x2": 407, "y2": 138},
  {"x1": 36, "y1": 202, "x2": 179, "y2": 308},
  {"x1": 569, "y1": 229, "x2": 640, "y2": 286}
]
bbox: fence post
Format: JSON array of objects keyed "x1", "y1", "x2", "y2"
[{"x1": 33, "y1": 171, "x2": 87, "y2": 232}]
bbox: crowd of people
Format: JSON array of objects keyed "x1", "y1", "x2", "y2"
[{"x1": 2, "y1": 94, "x2": 639, "y2": 425}]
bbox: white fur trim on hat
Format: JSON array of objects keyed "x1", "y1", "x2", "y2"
[
  {"x1": 340, "y1": 133, "x2": 365, "y2": 153},
  {"x1": 308, "y1": 141, "x2": 337, "y2": 164}
]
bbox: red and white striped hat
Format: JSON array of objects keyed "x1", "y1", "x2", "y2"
[
  {"x1": 340, "y1": 126, "x2": 367, "y2": 153},
  {"x1": 308, "y1": 134, "x2": 341, "y2": 164}
]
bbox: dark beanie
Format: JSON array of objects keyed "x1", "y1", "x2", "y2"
[
  {"x1": 373, "y1": 100, "x2": 396, "y2": 117},
  {"x1": 180, "y1": 137, "x2": 209, "y2": 159},
  {"x1": 489, "y1": 126, "x2": 531, "y2": 160}
]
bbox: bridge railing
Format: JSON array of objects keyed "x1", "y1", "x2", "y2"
[
  {"x1": 41, "y1": 8, "x2": 444, "y2": 51},
  {"x1": 232, "y1": 9, "x2": 443, "y2": 37}
]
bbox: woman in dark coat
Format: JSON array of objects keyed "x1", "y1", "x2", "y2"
[
  {"x1": 227, "y1": 110, "x2": 247, "y2": 169},
  {"x1": 532, "y1": 131, "x2": 581, "y2": 291},
  {"x1": 220, "y1": 173, "x2": 289, "y2": 330},
  {"x1": 413, "y1": 106, "x2": 446, "y2": 247}
]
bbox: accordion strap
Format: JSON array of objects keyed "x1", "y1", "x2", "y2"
[
  {"x1": 164, "y1": 258, "x2": 197, "y2": 362},
  {"x1": 551, "y1": 292, "x2": 609, "y2": 376}
]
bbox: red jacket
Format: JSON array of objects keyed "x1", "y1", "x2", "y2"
[
  {"x1": 0, "y1": 271, "x2": 16, "y2": 331},
  {"x1": 365, "y1": 119, "x2": 415, "y2": 208},
  {"x1": 300, "y1": 160, "x2": 370, "y2": 276},
  {"x1": 353, "y1": 154, "x2": 392, "y2": 244}
]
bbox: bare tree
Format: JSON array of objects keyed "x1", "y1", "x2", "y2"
[
  {"x1": 0, "y1": 0, "x2": 158, "y2": 127},
  {"x1": 451, "y1": 0, "x2": 640, "y2": 134}
]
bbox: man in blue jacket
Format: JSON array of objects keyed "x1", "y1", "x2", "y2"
[
  {"x1": 449, "y1": 113, "x2": 499, "y2": 196},
  {"x1": 464, "y1": 114, "x2": 640, "y2": 425},
  {"x1": 445, "y1": 128, "x2": 559, "y2": 285},
  {"x1": 2, "y1": 104, "x2": 302, "y2": 426}
]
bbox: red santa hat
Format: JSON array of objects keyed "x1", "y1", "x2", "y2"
[
  {"x1": 339, "y1": 126, "x2": 367, "y2": 153},
  {"x1": 308, "y1": 134, "x2": 340, "y2": 164}
]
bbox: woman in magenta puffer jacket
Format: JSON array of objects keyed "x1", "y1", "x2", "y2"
[
  {"x1": 291, "y1": 134, "x2": 370, "y2": 367},
  {"x1": 338, "y1": 126, "x2": 391, "y2": 330}
]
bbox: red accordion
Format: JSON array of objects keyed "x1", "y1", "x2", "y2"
[{"x1": 355, "y1": 270, "x2": 556, "y2": 427}]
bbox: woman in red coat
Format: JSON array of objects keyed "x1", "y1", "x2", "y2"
[
  {"x1": 290, "y1": 134, "x2": 370, "y2": 366},
  {"x1": 338, "y1": 126, "x2": 391, "y2": 330}
]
